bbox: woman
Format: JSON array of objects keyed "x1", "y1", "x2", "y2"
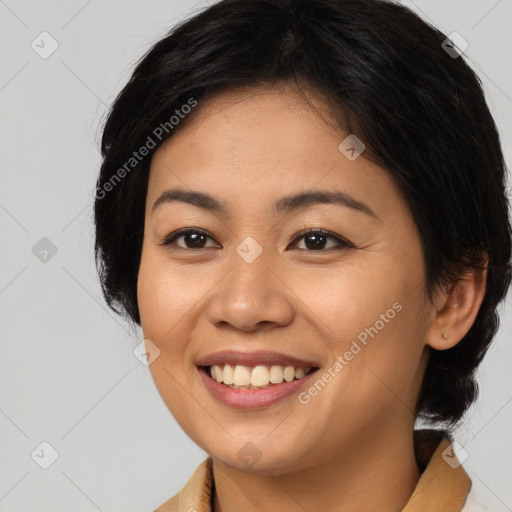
[{"x1": 94, "y1": 0, "x2": 511, "y2": 510}]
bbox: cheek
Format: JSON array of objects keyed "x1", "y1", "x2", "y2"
[
  {"x1": 137, "y1": 254, "x2": 201, "y2": 343},
  {"x1": 294, "y1": 258, "x2": 425, "y2": 396},
  {"x1": 137, "y1": 255, "x2": 201, "y2": 426},
  {"x1": 294, "y1": 262, "x2": 406, "y2": 344}
]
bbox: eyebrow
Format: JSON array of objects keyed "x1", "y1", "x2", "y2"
[{"x1": 151, "y1": 188, "x2": 378, "y2": 219}]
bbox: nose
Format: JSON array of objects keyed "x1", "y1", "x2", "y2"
[{"x1": 206, "y1": 249, "x2": 295, "y2": 333}]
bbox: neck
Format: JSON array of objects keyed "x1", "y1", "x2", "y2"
[{"x1": 212, "y1": 427, "x2": 421, "y2": 512}]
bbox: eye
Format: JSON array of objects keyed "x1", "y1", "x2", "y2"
[
  {"x1": 288, "y1": 228, "x2": 355, "y2": 251},
  {"x1": 160, "y1": 228, "x2": 354, "y2": 252},
  {"x1": 160, "y1": 228, "x2": 220, "y2": 250}
]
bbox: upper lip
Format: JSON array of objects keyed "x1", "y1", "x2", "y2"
[{"x1": 196, "y1": 350, "x2": 320, "y2": 368}]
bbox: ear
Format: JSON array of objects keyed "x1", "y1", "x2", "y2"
[{"x1": 425, "y1": 259, "x2": 488, "y2": 350}]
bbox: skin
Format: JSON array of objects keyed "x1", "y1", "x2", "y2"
[{"x1": 137, "y1": 82, "x2": 487, "y2": 512}]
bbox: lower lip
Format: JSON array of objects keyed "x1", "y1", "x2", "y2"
[{"x1": 197, "y1": 366, "x2": 318, "y2": 409}]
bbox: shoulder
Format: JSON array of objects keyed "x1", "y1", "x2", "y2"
[{"x1": 153, "y1": 456, "x2": 213, "y2": 512}]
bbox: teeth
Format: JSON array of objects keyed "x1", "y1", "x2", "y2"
[
  {"x1": 223, "y1": 364, "x2": 234, "y2": 385},
  {"x1": 214, "y1": 365, "x2": 223, "y2": 383},
  {"x1": 295, "y1": 367, "x2": 306, "y2": 379},
  {"x1": 233, "y1": 365, "x2": 251, "y2": 386},
  {"x1": 283, "y1": 366, "x2": 295, "y2": 382},
  {"x1": 251, "y1": 366, "x2": 270, "y2": 386},
  {"x1": 269, "y1": 365, "x2": 284, "y2": 383},
  {"x1": 208, "y1": 364, "x2": 314, "y2": 388}
]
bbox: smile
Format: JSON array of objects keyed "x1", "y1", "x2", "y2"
[
  {"x1": 208, "y1": 364, "x2": 314, "y2": 389},
  {"x1": 195, "y1": 350, "x2": 321, "y2": 409}
]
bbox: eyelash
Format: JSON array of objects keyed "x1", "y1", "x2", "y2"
[{"x1": 159, "y1": 228, "x2": 355, "y2": 252}]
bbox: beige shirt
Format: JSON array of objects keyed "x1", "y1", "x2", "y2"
[{"x1": 155, "y1": 429, "x2": 479, "y2": 512}]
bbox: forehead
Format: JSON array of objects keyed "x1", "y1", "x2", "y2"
[
  {"x1": 147, "y1": 84, "x2": 405, "y2": 222},
  {"x1": 155, "y1": 83, "x2": 338, "y2": 163}
]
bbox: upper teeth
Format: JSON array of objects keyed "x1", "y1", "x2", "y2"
[{"x1": 209, "y1": 364, "x2": 312, "y2": 388}]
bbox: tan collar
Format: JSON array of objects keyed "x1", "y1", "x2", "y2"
[
  {"x1": 155, "y1": 429, "x2": 471, "y2": 512},
  {"x1": 402, "y1": 430, "x2": 471, "y2": 511}
]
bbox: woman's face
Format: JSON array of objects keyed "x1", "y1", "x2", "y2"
[{"x1": 137, "y1": 83, "x2": 435, "y2": 474}]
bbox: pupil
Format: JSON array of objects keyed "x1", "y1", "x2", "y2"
[
  {"x1": 187, "y1": 233, "x2": 206, "y2": 248},
  {"x1": 305, "y1": 234, "x2": 326, "y2": 250}
]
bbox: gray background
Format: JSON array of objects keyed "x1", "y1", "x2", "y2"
[{"x1": 0, "y1": 1, "x2": 511, "y2": 511}]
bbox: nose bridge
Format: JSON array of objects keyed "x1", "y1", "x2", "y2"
[{"x1": 208, "y1": 238, "x2": 295, "y2": 331}]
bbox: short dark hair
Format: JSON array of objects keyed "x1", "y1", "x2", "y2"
[{"x1": 94, "y1": 0, "x2": 512, "y2": 427}]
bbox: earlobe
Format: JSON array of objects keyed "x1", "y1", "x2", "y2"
[{"x1": 425, "y1": 262, "x2": 487, "y2": 351}]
